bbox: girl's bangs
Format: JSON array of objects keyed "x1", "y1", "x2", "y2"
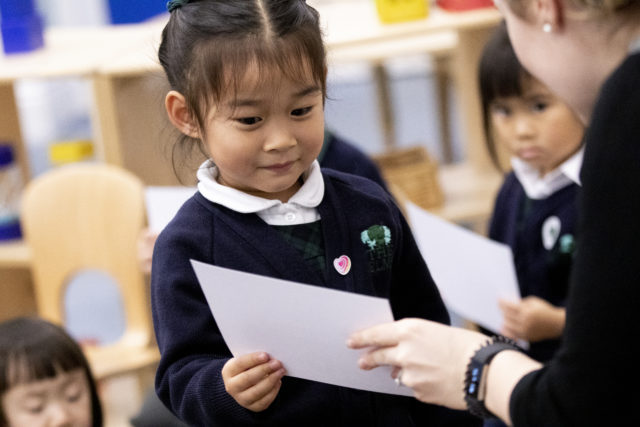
[
  {"x1": 189, "y1": 32, "x2": 326, "y2": 115},
  {"x1": 2, "y1": 339, "x2": 84, "y2": 389}
]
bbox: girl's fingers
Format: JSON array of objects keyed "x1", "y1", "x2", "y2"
[
  {"x1": 498, "y1": 299, "x2": 518, "y2": 315},
  {"x1": 347, "y1": 322, "x2": 401, "y2": 349},
  {"x1": 501, "y1": 324, "x2": 519, "y2": 339},
  {"x1": 236, "y1": 368, "x2": 285, "y2": 410},
  {"x1": 225, "y1": 358, "x2": 283, "y2": 394},
  {"x1": 223, "y1": 352, "x2": 270, "y2": 378}
]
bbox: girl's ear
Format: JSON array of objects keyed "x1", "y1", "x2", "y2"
[{"x1": 165, "y1": 90, "x2": 199, "y2": 138}]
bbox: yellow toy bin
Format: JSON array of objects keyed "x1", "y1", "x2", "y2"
[
  {"x1": 375, "y1": 0, "x2": 429, "y2": 24},
  {"x1": 49, "y1": 140, "x2": 94, "y2": 166}
]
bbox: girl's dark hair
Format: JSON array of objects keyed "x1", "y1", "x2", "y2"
[
  {"x1": 478, "y1": 21, "x2": 532, "y2": 170},
  {"x1": 158, "y1": 0, "x2": 327, "y2": 175},
  {"x1": 0, "y1": 317, "x2": 103, "y2": 427}
]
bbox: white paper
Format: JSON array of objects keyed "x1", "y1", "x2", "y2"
[
  {"x1": 144, "y1": 186, "x2": 196, "y2": 233},
  {"x1": 190, "y1": 260, "x2": 413, "y2": 396},
  {"x1": 405, "y1": 202, "x2": 520, "y2": 332}
]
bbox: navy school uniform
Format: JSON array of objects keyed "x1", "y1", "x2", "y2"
[
  {"x1": 488, "y1": 172, "x2": 579, "y2": 362},
  {"x1": 151, "y1": 168, "x2": 479, "y2": 426},
  {"x1": 319, "y1": 130, "x2": 389, "y2": 192}
]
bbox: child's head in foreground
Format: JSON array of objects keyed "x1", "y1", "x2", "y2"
[
  {"x1": 160, "y1": 0, "x2": 327, "y2": 202},
  {"x1": 479, "y1": 22, "x2": 584, "y2": 175},
  {"x1": 0, "y1": 317, "x2": 102, "y2": 427}
]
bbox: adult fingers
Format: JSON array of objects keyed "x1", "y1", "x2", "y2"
[
  {"x1": 347, "y1": 321, "x2": 402, "y2": 349},
  {"x1": 357, "y1": 346, "x2": 399, "y2": 370},
  {"x1": 391, "y1": 365, "x2": 402, "y2": 379}
]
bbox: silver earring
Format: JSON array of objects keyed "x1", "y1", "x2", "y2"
[{"x1": 542, "y1": 23, "x2": 552, "y2": 33}]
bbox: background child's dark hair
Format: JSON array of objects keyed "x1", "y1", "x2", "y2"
[
  {"x1": 478, "y1": 21, "x2": 533, "y2": 170},
  {"x1": 0, "y1": 317, "x2": 103, "y2": 427},
  {"x1": 158, "y1": 0, "x2": 327, "y2": 174}
]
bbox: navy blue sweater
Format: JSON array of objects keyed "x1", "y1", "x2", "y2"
[
  {"x1": 488, "y1": 172, "x2": 579, "y2": 361},
  {"x1": 151, "y1": 169, "x2": 478, "y2": 426},
  {"x1": 320, "y1": 131, "x2": 388, "y2": 191}
]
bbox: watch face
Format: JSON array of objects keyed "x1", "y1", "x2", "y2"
[{"x1": 467, "y1": 365, "x2": 481, "y2": 398}]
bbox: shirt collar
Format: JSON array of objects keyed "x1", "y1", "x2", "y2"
[
  {"x1": 629, "y1": 35, "x2": 640, "y2": 55},
  {"x1": 511, "y1": 146, "x2": 584, "y2": 200},
  {"x1": 196, "y1": 160, "x2": 324, "y2": 224}
]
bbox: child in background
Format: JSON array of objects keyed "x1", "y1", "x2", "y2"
[
  {"x1": 152, "y1": 0, "x2": 476, "y2": 426},
  {"x1": 0, "y1": 316, "x2": 102, "y2": 427},
  {"x1": 319, "y1": 130, "x2": 389, "y2": 192},
  {"x1": 479, "y1": 22, "x2": 585, "y2": 363}
]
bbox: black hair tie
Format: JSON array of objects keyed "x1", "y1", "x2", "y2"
[{"x1": 167, "y1": 0, "x2": 188, "y2": 13}]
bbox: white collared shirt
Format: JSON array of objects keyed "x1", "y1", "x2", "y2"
[
  {"x1": 630, "y1": 35, "x2": 640, "y2": 54},
  {"x1": 511, "y1": 146, "x2": 584, "y2": 200},
  {"x1": 197, "y1": 160, "x2": 324, "y2": 225}
]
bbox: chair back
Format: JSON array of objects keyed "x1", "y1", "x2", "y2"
[{"x1": 21, "y1": 163, "x2": 152, "y2": 350}]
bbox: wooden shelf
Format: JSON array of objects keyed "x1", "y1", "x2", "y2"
[{"x1": 0, "y1": 240, "x2": 31, "y2": 269}]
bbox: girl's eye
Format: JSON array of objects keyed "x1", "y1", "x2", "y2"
[
  {"x1": 491, "y1": 104, "x2": 510, "y2": 117},
  {"x1": 64, "y1": 386, "x2": 84, "y2": 403},
  {"x1": 531, "y1": 101, "x2": 548, "y2": 112},
  {"x1": 291, "y1": 106, "x2": 313, "y2": 117},
  {"x1": 65, "y1": 390, "x2": 83, "y2": 403},
  {"x1": 236, "y1": 117, "x2": 262, "y2": 126},
  {"x1": 25, "y1": 402, "x2": 45, "y2": 414}
]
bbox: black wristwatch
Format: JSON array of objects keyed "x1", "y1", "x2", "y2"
[{"x1": 464, "y1": 335, "x2": 523, "y2": 419}]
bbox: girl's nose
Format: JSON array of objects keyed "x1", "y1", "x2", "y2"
[
  {"x1": 514, "y1": 114, "x2": 535, "y2": 138},
  {"x1": 48, "y1": 402, "x2": 73, "y2": 427},
  {"x1": 263, "y1": 130, "x2": 297, "y2": 151}
]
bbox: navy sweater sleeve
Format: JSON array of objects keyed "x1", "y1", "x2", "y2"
[
  {"x1": 509, "y1": 53, "x2": 640, "y2": 425},
  {"x1": 151, "y1": 202, "x2": 247, "y2": 426}
]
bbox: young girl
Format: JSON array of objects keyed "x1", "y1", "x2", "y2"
[
  {"x1": 0, "y1": 317, "x2": 102, "y2": 427},
  {"x1": 479, "y1": 22, "x2": 584, "y2": 363},
  {"x1": 151, "y1": 1, "x2": 476, "y2": 426}
]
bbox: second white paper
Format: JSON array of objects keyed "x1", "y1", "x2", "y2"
[
  {"x1": 405, "y1": 202, "x2": 520, "y2": 332},
  {"x1": 190, "y1": 260, "x2": 413, "y2": 397}
]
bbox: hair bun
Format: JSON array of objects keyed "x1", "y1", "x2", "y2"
[{"x1": 167, "y1": 0, "x2": 189, "y2": 12}]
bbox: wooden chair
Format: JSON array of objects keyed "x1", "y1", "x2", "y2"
[{"x1": 20, "y1": 163, "x2": 160, "y2": 388}]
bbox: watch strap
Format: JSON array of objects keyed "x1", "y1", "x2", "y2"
[{"x1": 464, "y1": 335, "x2": 523, "y2": 419}]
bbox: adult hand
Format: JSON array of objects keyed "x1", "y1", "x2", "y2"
[
  {"x1": 221, "y1": 352, "x2": 286, "y2": 412},
  {"x1": 499, "y1": 296, "x2": 565, "y2": 342},
  {"x1": 348, "y1": 318, "x2": 488, "y2": 410}
]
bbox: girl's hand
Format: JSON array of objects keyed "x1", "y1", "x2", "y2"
[
  {"x1": 347, "y1": 318, "x2": 488, "y2": 410},
  {"x1": 221, "y1": 352, "x2": 286, "y2": 412},
  {"x1": 499, "y1": 296, "x2": 566, "y2": 342}
]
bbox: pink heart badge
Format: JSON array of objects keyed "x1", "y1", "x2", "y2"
[{"x1": 333, "y1": 255, "x2": 351, "y2": 276}]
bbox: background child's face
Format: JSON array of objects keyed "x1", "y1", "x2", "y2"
[
  {"x1": 490, "y1": 77, "x2": 584, "y2": 176},
  {"x1": 1, "y1": 368, "x2": 91, "y2": 427},
  {"x1": 202, "y1": 63, "x2": 324, "y2": 202}
]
